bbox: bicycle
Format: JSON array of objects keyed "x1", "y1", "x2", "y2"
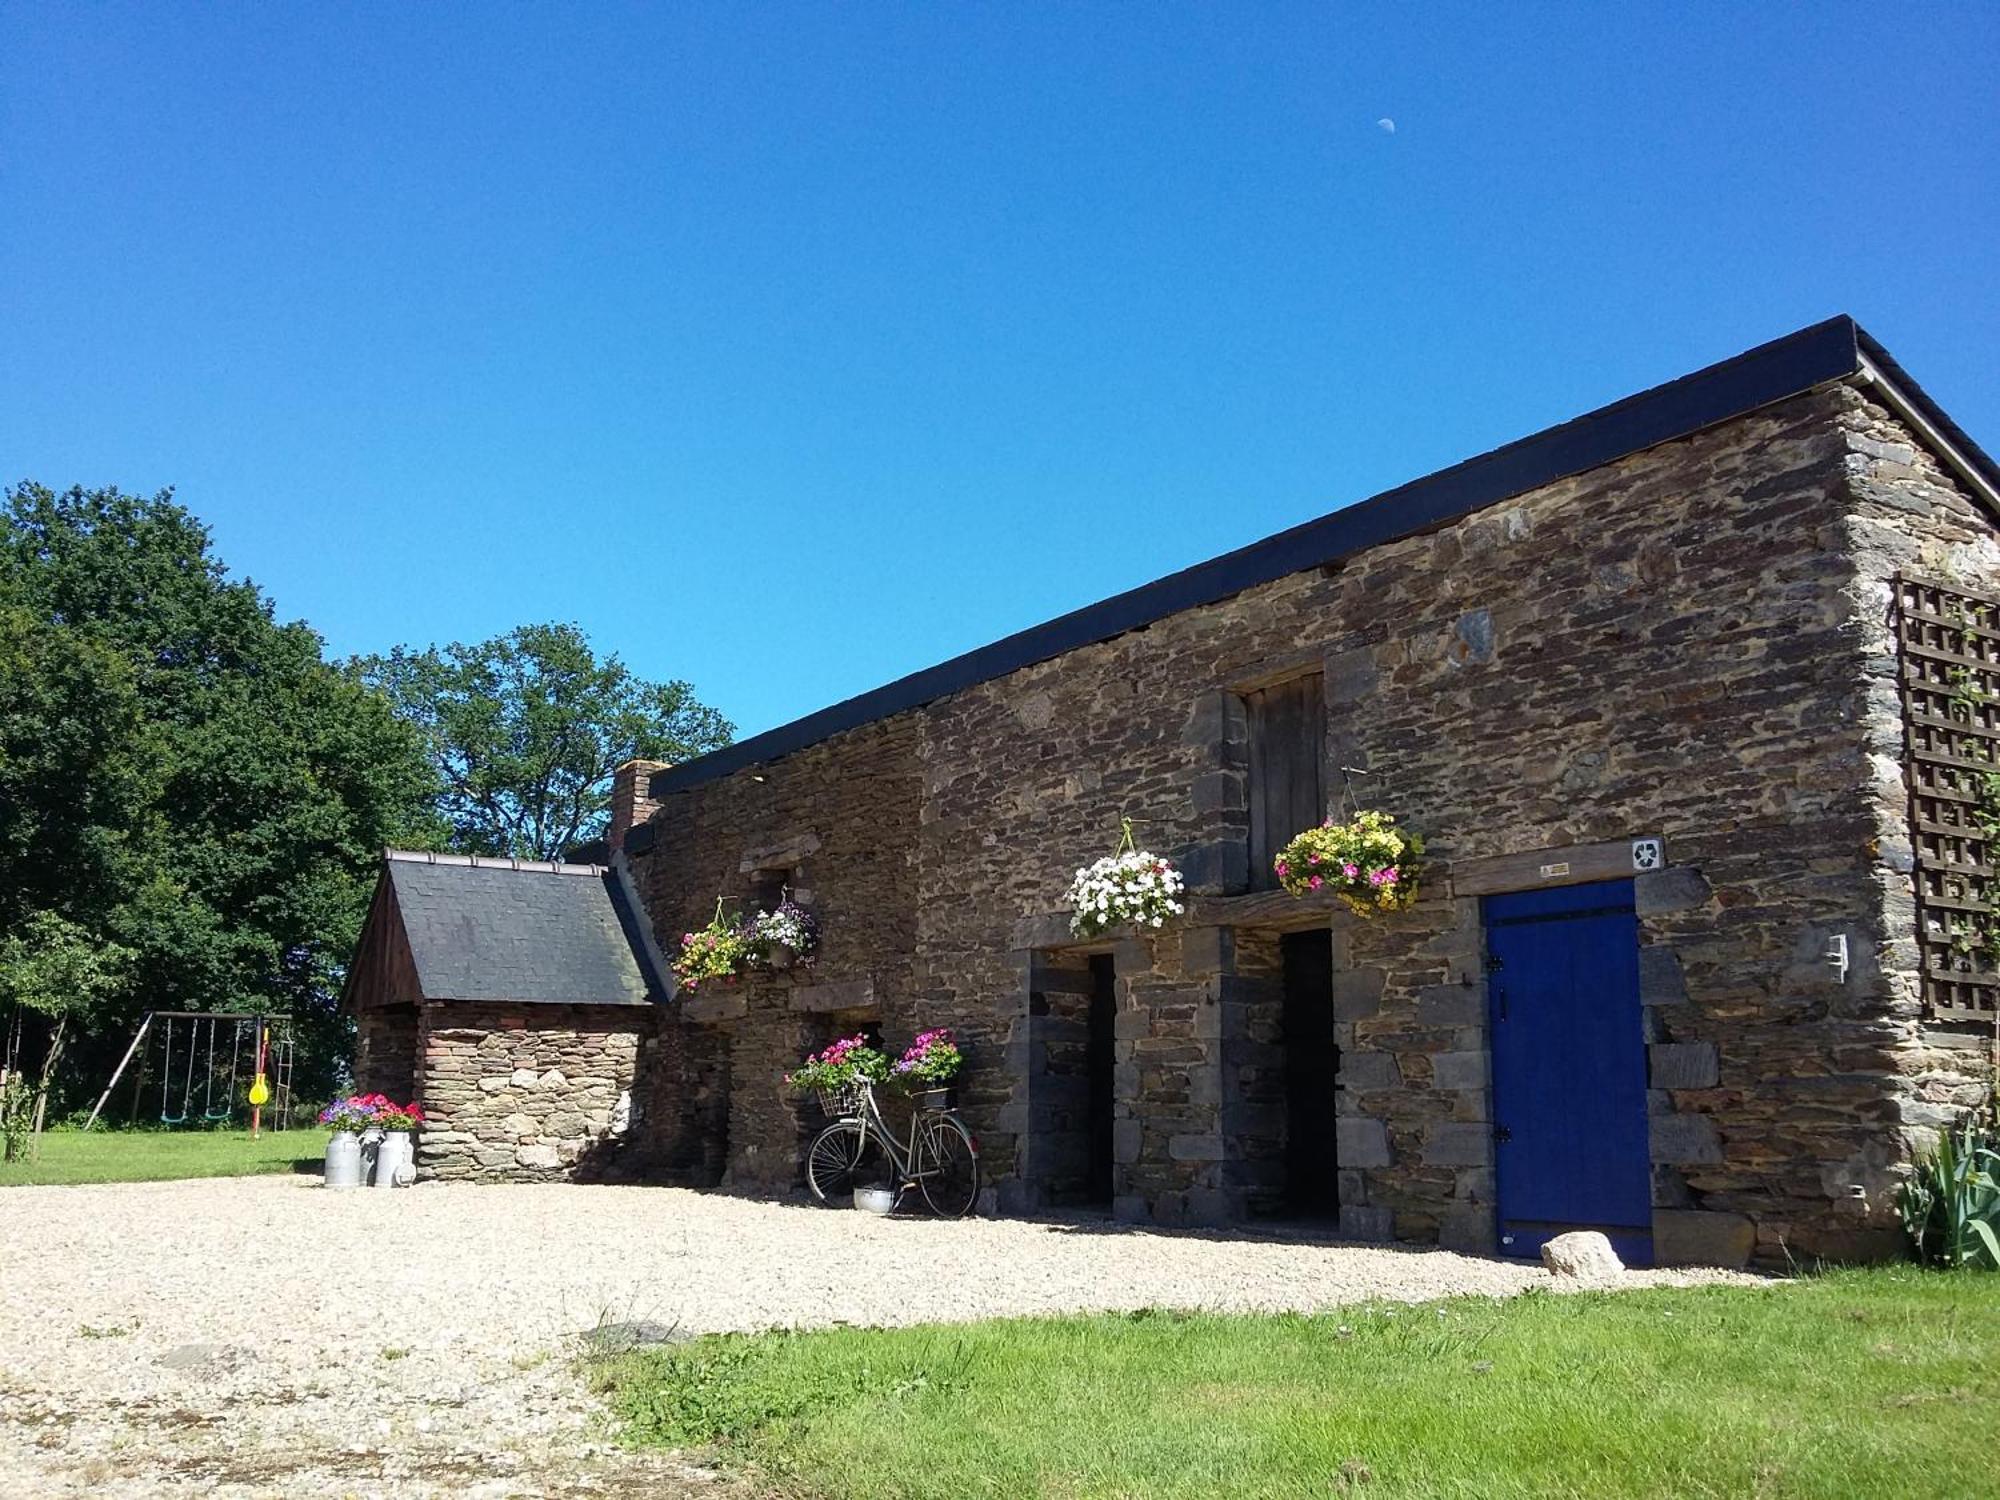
[{"x1": 805, "y1": 1079, "x2": 980, "y2": 1217}]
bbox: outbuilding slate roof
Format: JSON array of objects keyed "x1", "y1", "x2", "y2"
[{"x1": 383, "y1": 851, "x2": 666, "y2": 1006}]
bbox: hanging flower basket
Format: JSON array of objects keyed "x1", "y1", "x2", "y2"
[
  {"x1": 1275, "y1": 810, "x2": 1424, "y2": 915},
  {"x1": 748, "y1": 900, "x2": 819, "y2": 970},
  {"x1": 673, "y1": 900, "x2": 755, "y2": 993},
  {"x1": 1067, "y1": 820, "x2": 1188, "y2": 938}
]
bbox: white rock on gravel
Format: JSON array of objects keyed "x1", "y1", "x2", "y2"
[
  {"x1": 1540, "y1": 1230, "x2": 1626, "y2": 1280},
  {"x1": 0, "y1": 1175, "x2": 1760, "y2": 1497}
]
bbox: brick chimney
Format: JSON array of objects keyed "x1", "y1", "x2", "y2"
[{"x1": 608, "y1": 759, "x2": 670, "y2": 854}]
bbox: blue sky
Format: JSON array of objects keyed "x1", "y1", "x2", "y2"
[{"x1": 6, "y1": 6, "x2": 1996, "y2": 738}]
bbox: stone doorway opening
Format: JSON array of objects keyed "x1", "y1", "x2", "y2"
[
  {"x1": 1085, "y1": 954, "x2": 1118, "y2": 1206},
  {"x1": 1281, "y1": 928, "x2": 1340, "y2": 1218}
]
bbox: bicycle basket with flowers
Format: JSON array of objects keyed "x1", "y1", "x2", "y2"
[
  {"x1": 785, "y1": 1034, "x2": 891, "y2": 1116},
  {"x1": 892, "y1": 1028, "x2": 963, "y2": 1102},
  {"x1": 1274, "y1": 809, "x2": 1424, "y2": 915},
  {"x1": 1066, "y1": 819, "x2": 1187, "y2": 939}
]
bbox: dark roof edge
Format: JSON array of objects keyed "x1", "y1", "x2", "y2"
[
  {"x1": 655, "y1": 316, "x2": 1880, "y2": 797},
  {"x1": 1853, "y1": 328, "x2": 2000, "y2": 507}
]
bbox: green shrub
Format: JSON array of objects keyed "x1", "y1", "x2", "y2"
[{"x1": 1898, "y1": 1101, "x2": 2000, "y2": 1269}]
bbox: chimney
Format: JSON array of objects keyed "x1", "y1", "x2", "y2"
[{"x1": 608, "y1": 759, "x2": 670, "y2": 854}]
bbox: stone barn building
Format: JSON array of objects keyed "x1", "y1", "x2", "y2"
[{"x1": 349, "y1": 317, "x2": 1999, "y2": 1267}]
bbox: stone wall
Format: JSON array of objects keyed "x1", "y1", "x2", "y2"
[
  {"x1": 354, "y1": 1003, "x2": 418, "y2": 1100},
  {"x1": 1837, "y1": 387, "x2": 2000, "y2": 1135},
  {"x1": 414, "y1": 1002, "x2": 646, "y2": 1181},
  {"x1": 624, "y1": 715, "x2": 922, "y2": 1191},
  {"x1": 622, "y1": 382, "x2": 1999, "y2": 1264}
]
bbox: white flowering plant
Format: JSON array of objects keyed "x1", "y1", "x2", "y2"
[{"x1": 1067, "y1": 820, "x2": 1187, "y2": 938}]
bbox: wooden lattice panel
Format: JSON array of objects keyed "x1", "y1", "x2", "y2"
[{"x1": 1895, "y1": 572, "x2": 2000, "y2": 1020}]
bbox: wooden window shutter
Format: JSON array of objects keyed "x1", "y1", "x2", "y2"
[{"x1": 1246, "y1": 674, "x2": 1327, "y2": 891}]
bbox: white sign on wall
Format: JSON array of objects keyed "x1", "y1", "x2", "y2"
[{"x1": 1631, "y1": 838, "x2": 1664, "y2": 871}]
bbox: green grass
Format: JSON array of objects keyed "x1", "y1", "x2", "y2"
[
  {"x1": 0, "y1": 1128, "x2": 321, "y2": 1186},
  {"x1": 598, "y1": 1268, "x2": 2000, "y2": 1500}
]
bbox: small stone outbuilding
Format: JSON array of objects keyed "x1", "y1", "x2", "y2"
[
  {"x1": 343, "y1": 851, "x2": 668, "y2": 1178},
  {"x1": 352, "y1": 316, "x2": 2000, "y2": 1269}
]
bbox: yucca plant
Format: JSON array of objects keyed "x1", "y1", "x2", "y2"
[{"x1": 1897, "y1": 1100, "x2": 2000, "y2": 1269}]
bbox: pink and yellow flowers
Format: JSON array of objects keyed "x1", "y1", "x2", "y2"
[{"x1": 1273, "y1": 809, "x2": 1424, "y2": 916}]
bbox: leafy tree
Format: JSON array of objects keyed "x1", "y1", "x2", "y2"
[
  {"x1": 0, "y1": 482, "x2": 442, "y2": 1109},
  {"x1": 0, "y1": 912, "x2": 132, "y2": 1158},
  {"x1": 355, "y1": 623, "x2": 733, "y2": 860}
]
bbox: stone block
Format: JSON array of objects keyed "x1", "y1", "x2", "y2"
[
  {"x1": 1652, "y1": 1208, "x2": 1756, "y2": 1269},
  {"x1": 1423, "y1": 1122, "x2": 1493, "y2": 1167},
  {"x1": 1180, "y1": 840, "x2": 1249, "y2": 894},
  {"x1": 1439, "y1": 1205, "x2": 1496, "y2": 1256},
  {"x1": 1112, "y1": 1194, "x2": 1152, "y2": 1224},
  {"x1": 510, "y1": 1069, "x2": 538, "y2": 1088},
  {"x1": 1336, "y1": 1117, "x2": 1392, "y2": 1168},
  {"x1": 1337, "y1": 1049, "x2": 1399, "y2": 1091},
  {"x1": 1648, "y1": 1041, "x2": 1719, "y2": 1090},
  {"x1": 1634, "y1": 867, "x2": 1712, "y2": 916},
  {"x1": 1331, "y1": 968, "x2": 1385, "y2": 1022},
  {"x1": 1323, "y1": 646, "x2": 1378, "y2": 705},
  {"x1": 1113, "y1": 1009, "x2": 1152, "y2": 1041},
  {"x1": 1113, "y1": 1118, "x2": 1143, "y2": 1164},
  {"x1": 1180, "y1": 925, "x2": 1235, "y2": 976},
  {"x1": 1191, "y1": 771, "x2": 1245, "y2": 814},
  {"x1": 1415, "y1": 984, "x2": 1484, "y2": 1028},
  {"x1": 1649, "y1": 1113, "x2": 1723, "y2": 1165},
  {"x1": 1338, "y1": 1204, "x2": 1394, "y2": 1241},
  {"x1": 1168, "y1": 1133, "x2": 1225, "y2": 1161},
  {"x1": 1183, "y1": 1188, "x2": 1239, "y2": 1226},
  {"x1": 1432, "y1": 1050, "x2": 1489, "y2": 1092},
  {"x1": 1638, "y1": 946, "x2": 1688, "y2": 1005}
]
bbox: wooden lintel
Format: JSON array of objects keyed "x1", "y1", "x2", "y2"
[{"x1": 1449, "y1": 837, "x2": 1664, "y2": 897}]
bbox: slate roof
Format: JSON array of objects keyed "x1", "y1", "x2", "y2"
[
  {"x1": 384, "y1": 852, "x2": 666, "y2": 1007},
  {"x1": 638, "y1": 314, "x2": 1999, "y2": 816}
]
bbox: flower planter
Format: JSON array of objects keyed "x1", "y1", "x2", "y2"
[{"x1": 912, "y1": 1086, "x2": 955, "y2": 1111}]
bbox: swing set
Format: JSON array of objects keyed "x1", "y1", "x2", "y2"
[{"x1": 82, "y1": 1011, "x2": 296, "y2": 1135}]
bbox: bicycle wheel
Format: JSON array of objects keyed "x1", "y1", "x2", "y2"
[
  {"x1": 914, "y1": 1113, "x2": 980, "y2": 1218},
  {"x1": 806, "y1": 1120, "x2": 893, "y2": 1206}
]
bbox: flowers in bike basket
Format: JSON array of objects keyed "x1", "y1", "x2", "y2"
[
  {"x1": 892, "y1": 1028, "x2": 963, "y2": 1087},
  {"x1": 784, "y1": 1034, "x2": 891, "y2": 1094},
  {"x1": 1067, "y1": 820, "x2": 1186, "y2": 939}
]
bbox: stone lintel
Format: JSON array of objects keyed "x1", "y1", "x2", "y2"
[
  {"x1": 789, "y1": 978, "x2": 877, "y2": 1015},
  {"x1": 738, "y1": 832, "x2": 822, "y2": 873}
]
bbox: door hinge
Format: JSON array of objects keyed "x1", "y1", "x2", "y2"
[
  {"x1": 1484, "y1": 954, "x2": 1504, "y2": 973},
  {"x1": 1492, "y1": 1125, "x2": 1513, "y2": 1144}
]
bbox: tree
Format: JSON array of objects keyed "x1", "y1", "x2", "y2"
[
  {"x1": 355, "y1": 623, "x2": 733, "y2": 860},
  {"x1": 0, "y1": 912, "x2": 132, "y2": 1159},
  {"x1": 0, "y1": 482, "x2": 443, "y2": 1109}
]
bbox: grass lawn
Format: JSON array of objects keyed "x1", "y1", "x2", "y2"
[
  {"x1": 599, "y1": 1267, "x2": 2000, "y2": 1500},
  {"x1": 0, "y1": 1128, "x2": 321, "y2": 1186}
]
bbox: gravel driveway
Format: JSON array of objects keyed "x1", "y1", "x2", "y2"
[{"x1": 0, "y1": 1175, "x2": 1757, "y2": 1497}]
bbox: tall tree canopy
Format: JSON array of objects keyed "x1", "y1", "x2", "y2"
[
  {"x1": 355, "y1": 623, "x2": 733, "y2": 860},
  {"x1": 0, "y1": 482, "x2": 442, "y2": 1105}
]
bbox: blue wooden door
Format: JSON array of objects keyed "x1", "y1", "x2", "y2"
[{"x1": 1484, "y1": 879, "x2": 1652, "y2": 1265}]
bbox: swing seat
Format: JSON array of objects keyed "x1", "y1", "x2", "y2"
[
  {"x1": 160, "y1": 1109, "x2": 187, "y2": 1126},
  {"x1": 202, "y1": 1106, "x2": 233, "y2": 1122}
]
